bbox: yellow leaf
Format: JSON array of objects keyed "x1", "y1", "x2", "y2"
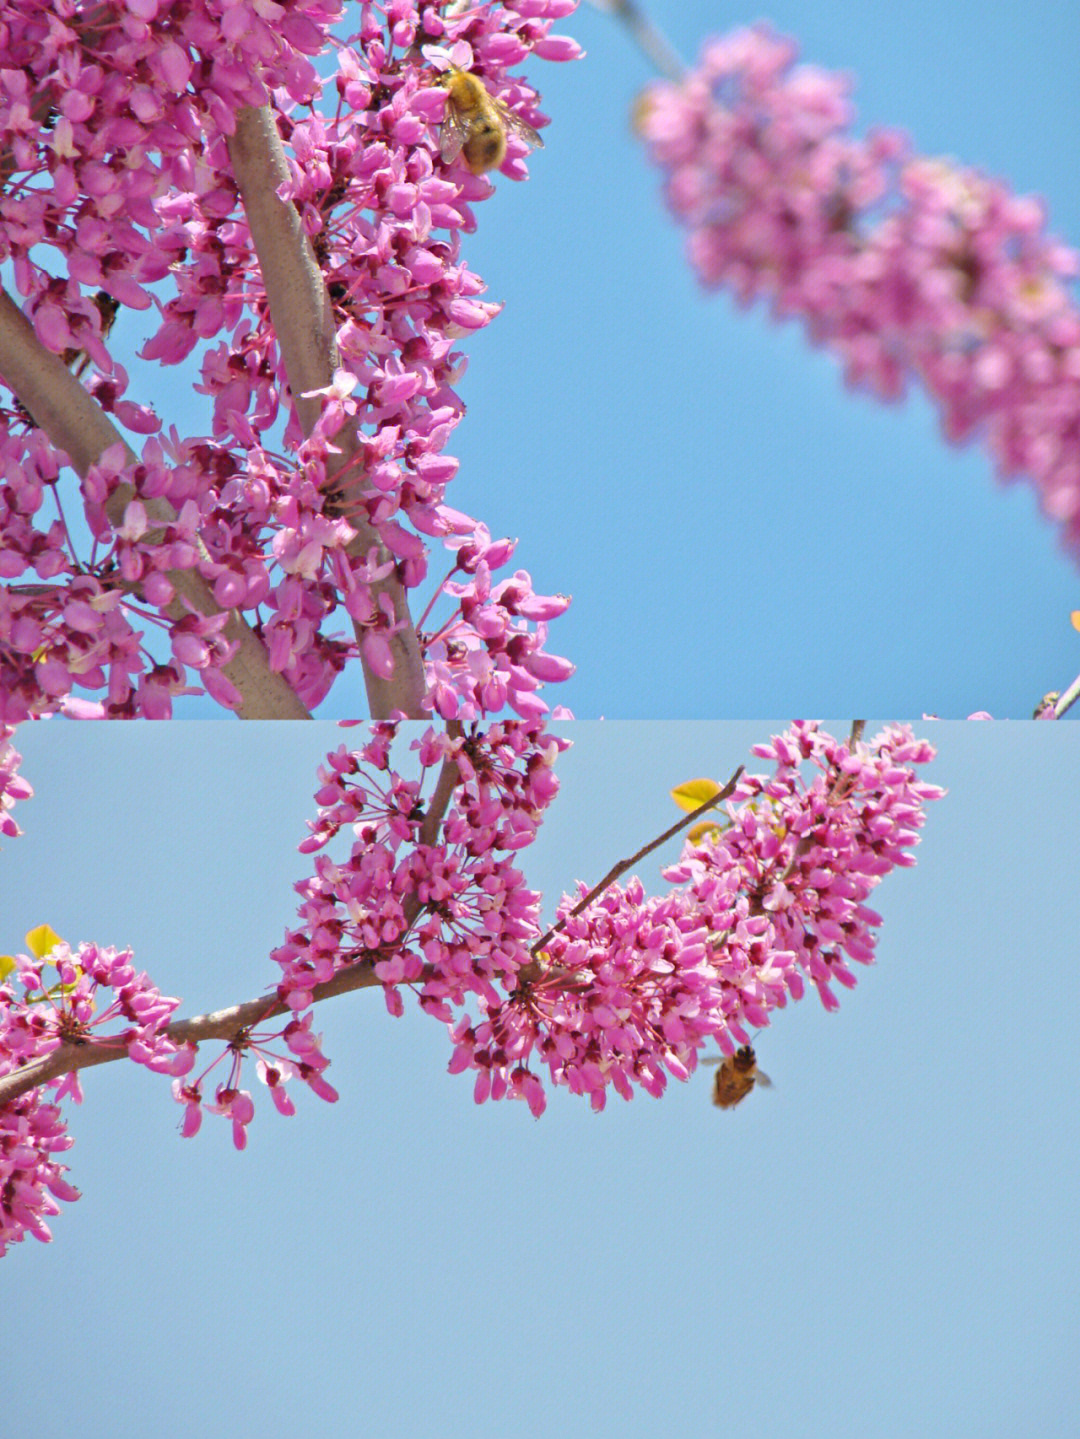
[
  {"x1": 0, "y1": 953, "x2": 15, "y2": 982},
  {"x1": 1070, "y1": 610, "x2": 1080, "y2": 632},
  {"x1": 687, "y1": 820, "x2": 723, "y2": 844},
  {"x1": 671, "y1": 778, "x2": 722, "y2": 814},
  {"x1": 26, "y1": 924, "x2": 64, "y2": 961}
]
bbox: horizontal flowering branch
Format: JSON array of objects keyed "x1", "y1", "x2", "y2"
[
  {"x1": 0, "y1": 943, "x2": 384, "y2": 1112},
  {"x1": 1, "y1": 719, "x2": 942, "y2": 1250},
  {"x1": 0, "y1": 723, "x2": 464, "y2": 1111}
]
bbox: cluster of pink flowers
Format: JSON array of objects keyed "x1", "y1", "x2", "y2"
[
  {"x1": 448, "y1": 722, "x2": 943, "y2": 1114},
  {"x1": 170, "y1": 1008, "x2": 340, "y2": 1151},
  {"x1": 0, "y1": 0, "x2": 579, "y2": 718},
  {"x1": 0, "y1": 1088, "x2": 75, "y2": 1255},
  {"x1": 0, "y1": 934, "x2": 182, "y2": 1253},
  {"x1": 274, "y1": 718, "x2": 567, "y2": 1015},
  {"x1": 280, "y1": 720, "x2": 941, "y2": 1116},
  {"x1": 637, "y1": 25, "x2": 1080, "y2": 556},
  {"x1": 0, "y1": 718, "x2": 569, "y2": 1248}
]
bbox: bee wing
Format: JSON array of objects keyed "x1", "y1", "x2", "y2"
[
  {"x1": 494, "y1": 97, "x2": 544, "y2": 151},
  {"x1": 439, "y1": 110, "x2": 468, "y2": 163},
  {"x1": 755, "y1": 1070, "x2": 773, "y2": 1089}
]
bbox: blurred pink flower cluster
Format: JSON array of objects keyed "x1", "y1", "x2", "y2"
[
  {"x1": 0, "y1": 0, "x2": 579, "y2": 718},
  {"x1": 637, "y1": 25, "x2": 1080, "y2": 556}
]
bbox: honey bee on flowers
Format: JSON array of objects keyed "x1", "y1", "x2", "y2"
[
  {"x1": 62, "y1": 291, "x2": 120, "y2": 378},
  {"x1": 703, "y1": 1045, "x2": 773, "y2": 1110},
  {"x1": 438, "y1": 65, "x2": 544, "y2": 175}
]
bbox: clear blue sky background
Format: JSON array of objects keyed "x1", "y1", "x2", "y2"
[
  {"x1": 3, "y1": 720, "x2": 1079, "y2": 1439},
  {"x1": 40, "y1": 0, "x2": 1077, "y2": 720}
]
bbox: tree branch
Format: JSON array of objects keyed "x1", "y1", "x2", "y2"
[
  {"x1": 416, "y1": 719, "x2": 464, "y2": 851},
  {"x1": 530, "y1": 762, "x2": 745, "y2": 955},
  {"x1": 227, "y1": 106, "x2": 426, "y2": 719},
  {"x1": 585, "y1": 0, "x2": 687, "y2": 81},
  {"x1": 0, "y1": 289, "x2": 311, "y2": 719},
  {"x1": 0, "y1": 959, "x2": 385, "y2": 1108},
  {"x1": 0, "y1": 721, "x2": 465, "y2": 1107}
]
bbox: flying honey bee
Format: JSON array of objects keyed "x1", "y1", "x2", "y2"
[
  {"x1": 439, "y1": 66, "x2": 544, "y2": 175},
  {"x1": 704, "y1": 1045, "x2": 773, "y2": 1110}
]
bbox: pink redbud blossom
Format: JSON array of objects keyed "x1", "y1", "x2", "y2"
[
  {"x1": 208, "y1": 1086, "x2": 256, "y2": 1151},
  {"x1": 0, "y1": 932, "x2": 181, "y2": 1250},
  {"x1": 447, "y1": 722, "x2": 941, "y2": 1110},
  {"x1": 0, "y1": 728, "x2": 33, "y2": 841},
  {"x1": 257, "y1": 1058, "x2": 298, "y2": 1118},
  {"x1": 0, "y1": 1089, "x2": 77, "y2": 1254}
]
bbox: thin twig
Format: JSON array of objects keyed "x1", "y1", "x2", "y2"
[
  {"x1": 584, "y1": 0, "x2": 687, "y2": 81},
  {"x1": 1052, "y1": 675, "x2": 1080, "y2": 720},
  {"x1": 530, "y1": 762, "x2": 745, "y2": 954},
  {"x1": 416, "y1": 720, "x2": 464, "y2": 851}
]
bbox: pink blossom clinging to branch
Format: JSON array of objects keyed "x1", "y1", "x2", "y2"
[
  {"x1": 0, "y1": 725, "x2": 32, "y2": 841},
  {"x1": 0, "y1": 932, "x2": 183, "y2": 1254}
]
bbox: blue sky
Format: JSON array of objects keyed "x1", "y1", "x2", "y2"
[
  {"x1": 33, "y1": 0, "x2": 1076, "y2": 720},
  {"x1": 3, "y1": 719, "x2": 1079, "y2": 1439}
]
